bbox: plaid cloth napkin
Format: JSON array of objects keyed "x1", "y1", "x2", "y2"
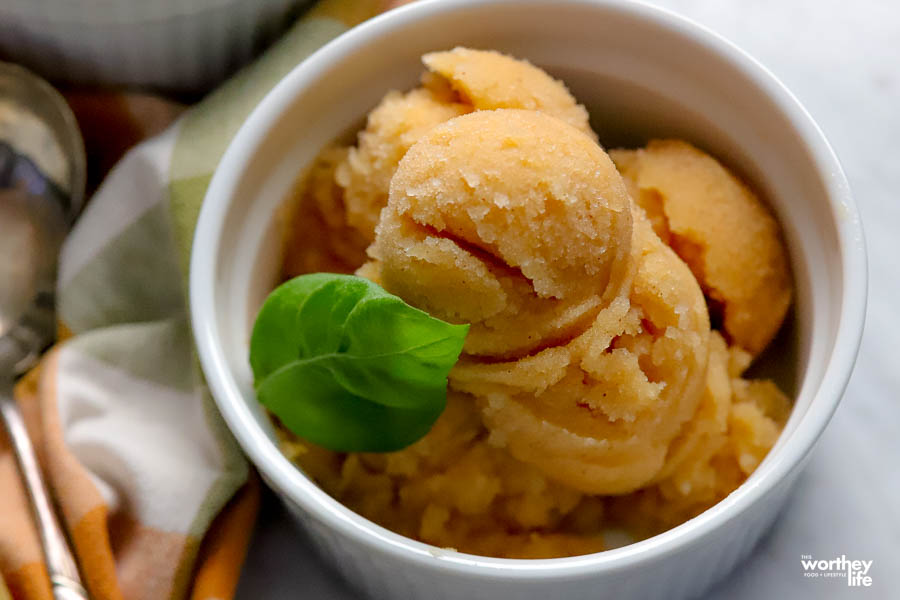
[{"x1": 0, "y1": 1, "x2": 401, "y2": 598}]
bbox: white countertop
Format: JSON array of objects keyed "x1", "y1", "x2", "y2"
[{"x1": 237, "y1": 1, "x2": 899, "y2": 597}]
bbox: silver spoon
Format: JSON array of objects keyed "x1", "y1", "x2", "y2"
[{"x1": 0, "y1": 62, "x2": 89, "y2": 600}]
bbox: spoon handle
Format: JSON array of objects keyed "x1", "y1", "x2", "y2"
[{"x1": 0, "y1": 384, "x2": 89, "y2": 600}]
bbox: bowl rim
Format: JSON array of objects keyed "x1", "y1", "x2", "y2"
[{"x1": 190, "y1": 0, "x2": 867, "y2": 579}]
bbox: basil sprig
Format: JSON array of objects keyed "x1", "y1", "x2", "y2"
[{"x1": 249, "y1": 273, "x2": 469, "y2": 452}]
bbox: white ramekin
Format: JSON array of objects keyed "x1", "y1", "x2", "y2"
[
  {"x1": 190, "y1": 1, "x2": 867, "y2": 598},
  {"x1": 0, "y1": 0, "x2": 309, "y2": 92}
]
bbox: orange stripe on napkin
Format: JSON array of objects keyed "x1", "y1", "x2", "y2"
[
  {"x1": 71, "y1": 506, "x2": 122, "y2": 600},
  {"x1": 37, "y1": 349, "x2": 124, "y2": 600},
  {"x1": 0, "y1": 450, "x2": 51, "y2": 600},
  {"x1": 2, "y1": 564, "x2": 52, "y2": 600},
  {"x1": 190, "y1": 475, "x2": 261, "y2": 600},
  {"x1": 0, "y1": 369, "x2": 51, "y2": 600}
]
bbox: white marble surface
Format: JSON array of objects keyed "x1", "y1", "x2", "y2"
[{"x1": 237, "y1": 1, "x2": 899, "y2": 597}]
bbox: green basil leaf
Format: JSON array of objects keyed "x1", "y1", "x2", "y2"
[{"x1": 249, "y1": 273, "x2": 469, "y2": 452}]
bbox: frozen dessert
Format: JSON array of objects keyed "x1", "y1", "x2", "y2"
[
  {"x1": 276, "y1": 48, "x2": 793, "y2": 558},
  {"x1": 282, "y1": 146, "x2": 368, "y2": 275},
  {"x1": 284, "y1": 47, "x2": 595, "y2": 275},
  {"x1": 281, "y1": 327, "x2": 788, "y2": 556},
  {"x1": 371, "y1": 109, "x2": 632, "y2": 359},
  {"x1": 336, "y1": 86, "x2": 470, "y2": 243},
  {"x1": 368, "y1": 108, "x2": 705, "y2": 493},
  {"x1": 420, "y1": 47, "x2": 595, "y2": 138},
  {"x1": 338, "y1": 47, "x2": 594, "y2": 243},
  {"x1": 610, "y1": 140, "x2": 792, "y2": 356},
  {"x1": 450, "y1": 203, "x2": 709, "y2": 494}
]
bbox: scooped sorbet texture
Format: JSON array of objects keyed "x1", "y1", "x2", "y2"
[{"x1": 278, "y1": 48, "x2": 792, "y2": 558}]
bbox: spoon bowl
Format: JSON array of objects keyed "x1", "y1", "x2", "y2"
[{"x1": 0, "y1": 61, "x2": 89, "y2": 600}]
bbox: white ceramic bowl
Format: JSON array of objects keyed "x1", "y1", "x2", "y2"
[{"x1": 190, "y1": 1, "x2": 867, "y2": 598}]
